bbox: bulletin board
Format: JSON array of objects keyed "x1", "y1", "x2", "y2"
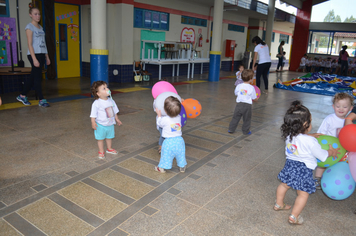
[
  {"x1": 0, "y1": 17, "x2": 17, "y2": 66},
  {"x1": 140, "y1": 30, "x2": 166, "y2": 59}
]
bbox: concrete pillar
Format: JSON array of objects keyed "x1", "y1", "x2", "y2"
[
  {"x1": 90, "y1": 0, "x2": 108, "y2": 84},
  {"x1": 265, "y1": 0, "x2": 275, "y2": 49},
  {"x1": 208, "y1": 0, "x2": 224, "y2": 82}
]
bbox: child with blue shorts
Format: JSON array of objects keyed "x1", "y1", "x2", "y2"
[
  {"x1": 154, "y1": 96, "x2": 187, "y2": 173},
  {"x1": 90, "y1": 81, "x2": 122, "y2": 159}
]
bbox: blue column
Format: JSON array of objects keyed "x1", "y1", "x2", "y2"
[
  {"x1": 208, "y1": 51, "x2": 221, "y2": 82},
  {"x1": 90, "y1": 49, "x2": 109, "y2": 84}
]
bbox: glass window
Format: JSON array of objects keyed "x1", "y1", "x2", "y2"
[
  {"x1": 228, "y1": 24, "x2": 244, "y2": 33},
  {"x1": 0, "y1": 0, "x2": 9, "y2": 17},
  {"x1": 181, "y1": 16, "x2": 207, "y2": 27},
  {"x1": 134, "y1": 8, "x2": 169, "y2": 31},
  {"x1": 161, "y1": 13, "x2": 168, "y2": 30},
  {"x1": 308, "y1": 31, "x2": 356, "y2": 56},
  {"x1": 279, "y1": 34, "x2": 289, "y2": 44}
]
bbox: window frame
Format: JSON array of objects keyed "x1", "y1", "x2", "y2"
[
  {"x1": 0, "y1": 0, "x2": 10, "y2": 17},
  {"x1": 227, "y1": 24, "x2": 245, "y2": 33},
  {"x1": 134, "y1": 8, "x2": 169, "y2": 31},
  {"x1": 181, "y1": 15, "x2": 207, "y2": 27}
]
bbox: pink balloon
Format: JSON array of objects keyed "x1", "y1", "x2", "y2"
[
  {"x1": 252, "y1": 85, "x2": 261, "y2": 99},
  {"x1": 152, "y1": 81, "x2": 177, "y2": 99},
  {"x1": 348, "y1": 152, "x2": 356, "y2": 182}
]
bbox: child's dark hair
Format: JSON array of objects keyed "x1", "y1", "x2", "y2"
[
  {"x1": 281, "y1": 100, "x2": 311, "y2": 141},
  {"x1": 241, "y1": 69, "x2": 254, "y2": 82},
  {"x1": 333, "y1": 93, "x2": 355, "y2": 107},
  {"x1": 164, "y1": 96, "x2": 181, "y2": 118},
  {"x1": 238, "y1": 64, "x2": 244, "y2": 69},
  {"x1": 91, "y1": 81, "x2": 107, "y2": 100}
]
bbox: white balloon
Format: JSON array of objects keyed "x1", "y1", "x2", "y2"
[{"x1": 154, "y1": 92, "x2": 181, "y2": 116}]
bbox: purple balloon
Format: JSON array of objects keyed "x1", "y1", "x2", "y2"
[{"x1": 180, "y1": 104, "x2": 187, "y2": 127}]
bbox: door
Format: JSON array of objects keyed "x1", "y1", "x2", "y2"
[{"x1": 55, "y1": 3, "x2": 80, "y2": 78}]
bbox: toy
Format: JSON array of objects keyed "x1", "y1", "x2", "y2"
[
  {"x1": 316, "y1": 135, "x2": 346, "y2": 167},
  {"x1": 252, "y1": 85, "x2": 261, "y2": 99},
  {"x1": 154, "y1": 92, "x2": 181, "y2": 116},
  {"x1": 182, "y1": 98, "x2": 202, "y2": 119},
  {"x1": 180, "y1": 104, "x2": 187, "y2": 127},
  {"x1": 348, "y1": 152, "x2": 356, "y2": 182},
  {"x1": 321, "y1": 162, "x2": 355, "y2": 200},
  {"x1": 339, "y1": 124, "x2": 356, "y2": 152},
  {"x1": 152, "y1": 81, "x2": 177, "y2": 99}
]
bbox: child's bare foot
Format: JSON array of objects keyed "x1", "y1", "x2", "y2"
[{"x1": 273, "y1": 203, "x2": 291, "y2": 211}]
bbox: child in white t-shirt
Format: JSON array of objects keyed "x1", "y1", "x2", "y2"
[
  {"x1": 90, "y1": 81, "x2": 122, "y2": 159},
  {"x1": 228, "y1": 69, "x2": 258, "y2": 135},
  {"x1": 155, "y1": 96, "x2": 187, "y2": 173},
  {"x1": 274, "y1": 100, "x2": 339, "y2": 225},
  {"x1": 235, "y1": 64, "x2": 244, "y2": 86},
  {"x1": 314, "y1": 92, "x2": 354, "y2": 188},
  {"x1": 298, "y1": 54, "x2": 307, "y2": 72}
]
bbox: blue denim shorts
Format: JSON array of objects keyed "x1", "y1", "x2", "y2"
[{"x1": 94, "y1": 123, "x2": 115, "y2": 140}]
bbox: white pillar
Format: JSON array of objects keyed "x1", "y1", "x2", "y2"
[
  {"x1": 91, "y1": 0, "x2": 106, "y2": 50},
  {"x1": 211, "y1": 0, "x2": 224, "y2": 52},
  {"x1": 265, "y1": 0, "x2": 275, "y2": 49}
]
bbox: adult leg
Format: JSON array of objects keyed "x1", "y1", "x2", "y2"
[
  {"x1": 256, "y1": 64, "x2": 262, "y2": 88},
  {"x1": 32, "y1": 54, "x2": 45, "y2": 100},
  {"x1": 241, "y1": 104, "x2": 252, "y2": 134},
  {"x1": 262, "y1": 62, "x2": 271, "y2": 90},
  {"x1": 228, "y1": 103, "x2": 242, "y2": 132},
  {"x1": 21, "y1": 55, "x2": 37, "y2": 96},
  {"x1": 277, "y1": 57, "x2": 283, "y2": 70}
]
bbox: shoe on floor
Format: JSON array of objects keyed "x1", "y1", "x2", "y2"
[
  {"x1": 106, "y1": 148, "x2": 118, "y2": 154},
  {"x1": 244, "y1": 131, "x2": 252, "y2": 135},
  {"x1": 16, "y1": 95, "x2": 31, "y2": 105},
  {"x1": 179, "y1": 165, "x2": 187, "y2": 173},
  {"x1": 315, "y1": 178, "x2": 321, "y2": 190},
  {"x1": 39, "y1": 99, "x2": 50, "y2": 107},
  {"x1": 98, "y1": 151, "x2": 105, "y2": 159},
  {"x1": 228, "y1": 130, "x2": 234, "y2": 134},
  {"x1": 154, "y1": 166, "x2": 166, "y2": 173}
]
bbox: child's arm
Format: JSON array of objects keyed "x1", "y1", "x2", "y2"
[
  {"x1": 115, "y1": 114, "x2": 122, "y2": 126},
  {"x1": 308, "y1": 133, "x2": 323, "y2": 138},
  {"x1": 345, "y1": 112, "x2": 356, "y2": 126},
  {"x1": 155, "y1": 108, "x2": 162, "y2": 117},
  {"x1": 91, "y1": 117, "x2": 97, "y2": 130},
  {"x1": 0, "y1": 96, "x2": 2, "y2": 106}
]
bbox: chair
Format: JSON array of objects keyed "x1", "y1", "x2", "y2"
[{"x1": 133, "y1": 61, "x2": 142, "y2": 82}]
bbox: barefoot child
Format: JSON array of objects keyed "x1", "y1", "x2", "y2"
[
  {"x1": 90, "y1": 81, "x2": 122, "y2": 159},
  {"x1": 155, "y1": 96, "x2": 187, "y2": 173},
  {"x1": 274, "y1": 100, "x2": 339, "y2": 225},
  {"x1": 315, "y1": 93, "x2": 354, "y2": 188}
]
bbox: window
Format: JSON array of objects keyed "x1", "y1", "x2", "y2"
[
  {"x1": 308, "y1": 31, "x2": 356, "y2": 56},
  {"x1": 227, "y1": 24, "x2": 244, "y2": 33},
  {"x1": 262, "y1": 31, "x2": 275, "y2": 42},
  {"x1": 134, "y1": 8, "x2": 169, "y2": 31},
  {"x1": 0, "y1": 0, "x2": 9, "y2": 17},
  {"x1": 279, "y1": 34, "x2": 290, "y2": 44},
  {"x1": 181, "y1": 16, "x2": 207, "y2": 27}
]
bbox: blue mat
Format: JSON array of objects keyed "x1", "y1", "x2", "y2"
[{"x1": 274, "y1": 72, "x2": 356, "y2": 98}]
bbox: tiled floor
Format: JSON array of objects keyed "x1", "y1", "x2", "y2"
[{"x1": 0, "y1": 70, "x2": 355, "y2": 236}]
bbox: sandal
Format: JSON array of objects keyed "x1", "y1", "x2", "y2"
[
  {"x1": 154, "y1": 166, "x2": 166, "y2": 173},
  {"x1": 98, "y1": 151, "x2": 105, "y2": 159},
  {"x1": 274, "y1": 203, "x2": 291, "y2": 211},
  {"x1": 288, "y1": 214, "x2": 303, "y2": 225},
  {"x1": 106, "y1": 149, "x2": 118, "y2": 154}
]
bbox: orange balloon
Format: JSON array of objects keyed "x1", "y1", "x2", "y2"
[{"x1": 182, "y1": 98, "x2": 202, "y2": 119}]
